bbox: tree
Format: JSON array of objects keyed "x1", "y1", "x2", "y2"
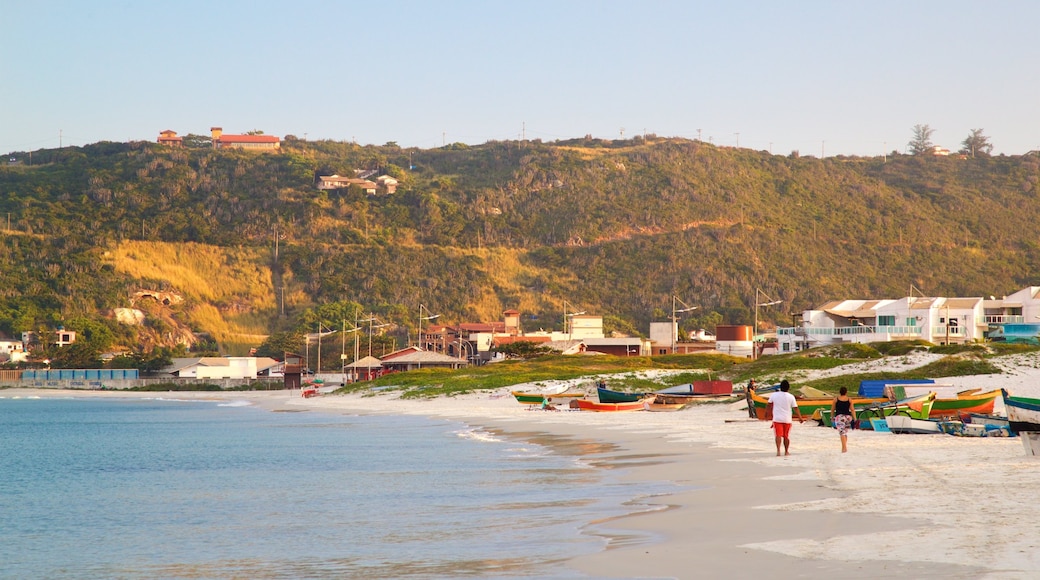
[
  {"x1": 960, "y1": 128, "x2": 993, "y2": 157},
  {"x1": 908, "y1": 124, "x2": 935, "y2": 155}
]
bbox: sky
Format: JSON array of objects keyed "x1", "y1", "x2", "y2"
[{"x1": 3, "y1": 0, "x2": 1039, "y2": 157}]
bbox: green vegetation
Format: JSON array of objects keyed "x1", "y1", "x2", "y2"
[
  {"x1": 3, "y1": 137, "x2": 1040, "y2": 362},
  {"x1": 326, "y1": 345, "x2": 1014, "y2": 399},
  {"x1": 336, "y1": 353, "x2": 743, "y2": 399}
]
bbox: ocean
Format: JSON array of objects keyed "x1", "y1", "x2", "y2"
[{"x1": 0, "y1": 396, "x2": 675, "y2": 579}]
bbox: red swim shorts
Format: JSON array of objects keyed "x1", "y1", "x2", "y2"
[{"x1": 772, "y1": 422, "x2": 793, "y2": 437}]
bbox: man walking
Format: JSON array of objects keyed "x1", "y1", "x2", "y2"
[{"x1": 765, "y1": 380, "x2": 805, "y2": 456}]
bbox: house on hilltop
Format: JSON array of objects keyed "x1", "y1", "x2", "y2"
[
  {"x1": 157, "y1": 130, "x2": 183, "y2": 147},
  {"x1": 317, "y1": 175, "x2": 377, "y2": 194},
  {"x1": 210, "y1": 127, "x2": 280, "y2": 150}
]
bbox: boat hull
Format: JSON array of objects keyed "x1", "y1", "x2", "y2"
[
  {"x1": 576, "y1": 398, "x2": 651, "y2": 412},
  {"x1": 1002, "y1": 389, "x2": 1040, "y2": 432},
  {"x1": 886, "y1": 415, "x2": 943, "y2": 434},
  {"x1": 512, "y1": 391, "x2": 585, "y2": 405},
  {"x1": 596, "y1": 387, "x2": 647, "y2": 403},
  {"x1": 928, "y1": 389, "x2": 1000, "y2": 418}
]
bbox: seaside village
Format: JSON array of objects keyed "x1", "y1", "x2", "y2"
[{"x1": 7, "y1": 281, "x2": 1040, "y2": 390}]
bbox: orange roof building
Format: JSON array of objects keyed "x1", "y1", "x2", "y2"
[{"x1": 210, "y1": 127, "x2": 280, "y2": 150}]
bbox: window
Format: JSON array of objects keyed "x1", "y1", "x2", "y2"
[{"x1": 878, "y1": 315, "x2": 895, "y2": 327}]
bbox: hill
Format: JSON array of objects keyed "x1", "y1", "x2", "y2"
[{"x1": 2, "y1": 136, "x2": 1039, "y2": 363}]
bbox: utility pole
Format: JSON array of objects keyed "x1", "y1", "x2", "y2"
[{"x1": 734, "y1": 133, "x2": 739, "y2": 147}]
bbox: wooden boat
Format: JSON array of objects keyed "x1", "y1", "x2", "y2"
[
  {"x1": 938, "y1": 419, "x2": 1009, "y2": 437},
  {"x1": 750, "y1": 391, "x2": 888, "y2": 421},
  {"x1": 575, "y1": 398, "x2": 653, "y2": 412},
  {"x1": 654, "y1": 393, "x2": 700, "y2": 405},
  {"x1": 885, "y1": 415, "x2": 943, "y2": 434},
  {"x1": 1021, "y1": 432, "x2": 1040, "y2": 457},
  {"x1": 512, "y1": 391, "x2": 585, "y2": 405},
  {"x1": 1001, "y1": 389, "x2": 1040, "y2": 433},
  {"x1": 959, "y1": 412, "x2": 1015, "y2": 436},
  {"x1": 642, "y1": 395, "x2": 689, "y2": 412},
  {"x1": 928, "y1": 389, "x2": 1000, "y2": 419},
  {"x1": 818, "y1": 392, "x2": 935, "y2": 428},
  {"x1": 596, "y1": 386, "x2": 650, "y2": 403}
]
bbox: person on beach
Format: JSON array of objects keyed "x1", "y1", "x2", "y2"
[
  {"x1": 831, "y1": 386, "x2": 856, "y2": 453},
  {"x1": 745, "y1": 378, "x2": 757, "y2": 418},
  {"x1": 541, "y1": 397, "x2": 559, "y2": 411},
  {"x1": 765, "y1": 380, "x2": 804, "y2": 456}
]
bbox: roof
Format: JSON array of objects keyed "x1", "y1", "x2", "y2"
[
  {"x1": 160, "y1": 357, "x2": 231, "y2": 373},
  {"x1": 380, "y1": 346, "x2": 423, "y2": 361},
  {"x1": 822, "y1": 300, "x2": 883, "y2": 318},
  {"x1": 345, "y1": 355, "x2": 383, "y2": 369},
  {"x1": 217, "y1": 134, "x2": 280, "y2": 143},
  {"x1": 942, "y1": 297, "x2": 982, "y2": 309},
  {"x1": 380, "y1": 351, "x2": 464, "y2": 364}
]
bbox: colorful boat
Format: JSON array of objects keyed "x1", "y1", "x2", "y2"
[
  {"x1": 642, "y1": 396, "x2": 688, "y2": 412},
  {"x1": 960, "y1": 412, "x2": 1016, "y2": 436},
  {"x1": 750, "y1": 391, "x2": 888, "y2": 421},
  {"x1": 575, "y1": 398, "x2": 653, "y2": 412},
  {"x1": 1000, "y1": 389, "x2": 1040, "y2": 432},
  {"x1": 596, "y1": 386, "x2": 650, "y2": 404},
  {"x1": 885, "y1": 415, "x2": 943, "y2": 434},
  {"x1": 512, "y1": 391, "x2": 585, "y2": 405},
  {"x1": 928, "y1": 389, "x2": 1000, "y2": 419},
  {"x1": 818, "y1": 392, "x2": 936, "y2": 428}
]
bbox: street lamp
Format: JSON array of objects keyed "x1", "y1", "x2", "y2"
[
  {"x1": 754, "y1": 288, "x2": 783, "y2": 359},
  {"x1": 563, "y1": 300, "x2": 585, "y2": 338},
  {"x1": 418, "y1": 304, "x2": 440, "y2": 351},
  {"x1": 671, "y1": 295, "x2": 698, "y2": 354}
]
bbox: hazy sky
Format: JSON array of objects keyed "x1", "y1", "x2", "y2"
[{"x1": 3, "y1": 1, "x2": 1038, "y2": 156}]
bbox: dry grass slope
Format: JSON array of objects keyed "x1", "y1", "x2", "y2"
[{"x1": 105, "y1": 241, "x2": 276, "y2": 355}]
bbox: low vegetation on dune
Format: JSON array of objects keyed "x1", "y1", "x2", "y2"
[{"x1": 334, "y1": 341, "x2": 1037, "y2": 399}]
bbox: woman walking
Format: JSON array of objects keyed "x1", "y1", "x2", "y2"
[{"x1": 831, "y1": 387, "x2": 856, "y2": 453}]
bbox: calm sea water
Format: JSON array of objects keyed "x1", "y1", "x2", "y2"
[{"x1": 0, "y1": 396, "x2": 674, "y2": 579}]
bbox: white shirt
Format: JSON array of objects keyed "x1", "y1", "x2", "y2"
[{"x1": 768, "y1": 391, "x2": 798, "y2": 423}]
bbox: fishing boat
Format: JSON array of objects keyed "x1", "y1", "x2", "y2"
[
  {"x1": 959, "y1": 412, "x2": 1015, "y2": 436},
  {"x1": 512, "y1": 391, "x2": 585, "y2": 405},
  {"x1": 654, "y1": 393, "x2": 700, "y2": 405},
  {"x1": 575, "y1": 398, "x2": 653, "y2": 412},
  {"x1": 938, "y1": 419, "x2": 1009, "y2": 437},
  {"x1": 817, "y1": 392, "x2": 936, "y2": 428},
  {"x1": 642, "y1": 395, "x2": 689, "y2": 412},
  {"x1": 1001, "y1": 389, "x2": 1040, "y2": 433},
  {"x1": 928, "y1": 389, "x2": 1000, "y2": 419},
  {"x1": 885, "y1": 415, "x2": 943, "y2": 434},
  {"x1": 749, "y1": 391, "x2": 888, "y2": 421},
  {"x1": 596, "y1": 386, "x2": 650, "y2": 404}
]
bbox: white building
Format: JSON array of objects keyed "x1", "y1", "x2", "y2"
[
  {"x1": 160, "y1": 357, "x2": 279, "y2": 379},
  {"x1": 776, "y1": 287, "x2": 1040, "y2": 353}
]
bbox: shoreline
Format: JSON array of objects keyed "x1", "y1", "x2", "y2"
[{"x1": 7, "y1": 385, "x2": 1029, "y2": 578}]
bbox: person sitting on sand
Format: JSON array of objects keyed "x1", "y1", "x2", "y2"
[{"x1": 541, "y1": 397, "x2": 559, "y2": 411}]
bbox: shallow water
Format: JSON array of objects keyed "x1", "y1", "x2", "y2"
[{"x1": 0, "y1": 396, "x2": 675, "y2": 579}]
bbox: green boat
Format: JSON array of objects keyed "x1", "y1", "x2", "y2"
[{"x1": 818, "y1": 392, "x2": 936, "y2": 428}]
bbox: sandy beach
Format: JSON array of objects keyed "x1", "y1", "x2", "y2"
[{"x1": 7, "y1": 352, "x2": 1040, "y2": 579}]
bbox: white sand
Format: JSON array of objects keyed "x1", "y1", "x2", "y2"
[{"x1": 7, "y1": 352, "x2": 1040, "y2": 578}]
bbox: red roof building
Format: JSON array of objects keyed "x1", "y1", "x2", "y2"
[{"x1": 210, "y1": 127, "x2": 280, "y2": 150}]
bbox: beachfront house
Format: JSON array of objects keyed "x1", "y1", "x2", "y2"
[
  {"x1": 158, "y1": 356, "x2": 278, "y2": 379},
  {"x1": 776, "y1": 285, "x2": 1040, "y2": 353}
]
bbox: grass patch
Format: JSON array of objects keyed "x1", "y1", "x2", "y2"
[{"x1": 335, "y1": 353, "x2": 744, "y2": 398}]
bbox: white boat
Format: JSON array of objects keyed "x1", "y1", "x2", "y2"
[
  {"x1": 1021, "y1": 432, "x2": 1040, "y2": 457},
  {"x1": 885, "y1": 415, "x2": 943, "y2": 434}
]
